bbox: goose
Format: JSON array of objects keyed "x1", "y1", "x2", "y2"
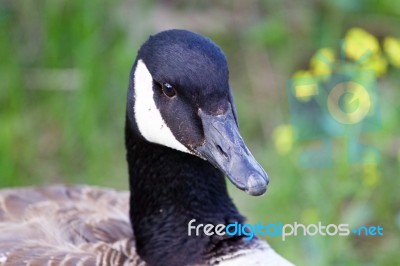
[{"x1": 0, "y1": 29, "x2": 294, "y2": 266}]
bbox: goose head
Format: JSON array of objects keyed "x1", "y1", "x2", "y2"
[{"x1": 126, "y1": 29, "x2": 268, "y2": 196}]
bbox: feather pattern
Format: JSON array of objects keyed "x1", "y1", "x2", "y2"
[
  {"x1": 0, "y1": 185, "x2": 146, "y2": 266},
  {"x1": 0, "y1": 185, "x2": 293, "y2": 266}
]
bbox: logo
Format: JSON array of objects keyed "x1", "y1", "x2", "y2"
[
  {"x1": 188, "y1": 219, "x2": 383, "y2": 241},
  {"x1": 286, "y1": 43, "x2": 381, "y2": 167}
]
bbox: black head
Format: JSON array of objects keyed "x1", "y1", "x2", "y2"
[{"x1": 126, "y1": 29, "x2": 268, "y2": 196}]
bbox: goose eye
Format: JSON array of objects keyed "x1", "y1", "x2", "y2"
[{"x1": 162, "y1": 83, "x2": 176, "y2": 98}]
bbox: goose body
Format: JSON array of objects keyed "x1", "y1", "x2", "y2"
[
  {"x1": 0, "y1": 185, "x2": 143, "y2": 265},
  {"x1": 0, "y1": 30, "x2": 293, "y2": 266},
  {"x1": 0, "y1": 186, "x2": 288, "y2": 266}
]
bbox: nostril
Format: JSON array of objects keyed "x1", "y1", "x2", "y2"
[{"x1": 216, "y1": 145, "x2": 228, "y2": 159}]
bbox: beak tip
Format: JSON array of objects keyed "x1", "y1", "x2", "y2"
[{"x1": 245, "y1": 172, "x2": 269, "y2": 196}]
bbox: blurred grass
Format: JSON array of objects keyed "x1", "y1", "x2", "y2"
[{"x1": 1, "y1": 0, "x2": 400, "y2": 265}]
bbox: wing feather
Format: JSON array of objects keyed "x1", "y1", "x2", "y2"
[{"x1": 0, "y1": 185, "x2": 146, "y2": 266}]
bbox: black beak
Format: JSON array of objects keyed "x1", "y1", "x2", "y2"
[{"x1": 195, "y1": 104, "x2": 269, "y2": 196}]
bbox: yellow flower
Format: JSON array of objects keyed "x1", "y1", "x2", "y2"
[
  {"x1": 383, "y1": 37, "x2": 400, "y2": 68},
  {"x1": 345, "y1": 28, "x2": 380, "y2": 61},
  {"x1": 293, "y1": 69, "x2": 313, "y2": 78},
  {"x1": 310, "y1": 48, "x2": 335, "y2": 76},
  {"x1": 363, "y1": 163, "x2": 379, "y2": 187},
  {"x1": 291, "y1": 72, "x2": 318, "y2": 102},
  {"x1": 360, "y1": 54, "x2": 388, "y2": 77},
  {"x1": 272, "y1": 124, "x2": 294, "y2": 155},
  {"x1": 362, "y1": 152, "x2": 380, "y2": 188}
]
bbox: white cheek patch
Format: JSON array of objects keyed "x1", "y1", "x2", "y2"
[{"x1": 133, "y1": 60, "x2": 191, "y2": 154}]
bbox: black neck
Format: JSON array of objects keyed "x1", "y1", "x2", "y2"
[{"x1": 125, "y1": 117, "x2": 245, "y2": 266}]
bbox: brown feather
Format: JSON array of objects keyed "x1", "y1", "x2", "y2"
[{"x1": 0, "y1": 185, "x2": 146, "y2": 266}]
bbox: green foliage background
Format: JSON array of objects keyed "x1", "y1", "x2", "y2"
[{"x1": 1, "y1": 1, "x2": 399, "y2": 265}]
